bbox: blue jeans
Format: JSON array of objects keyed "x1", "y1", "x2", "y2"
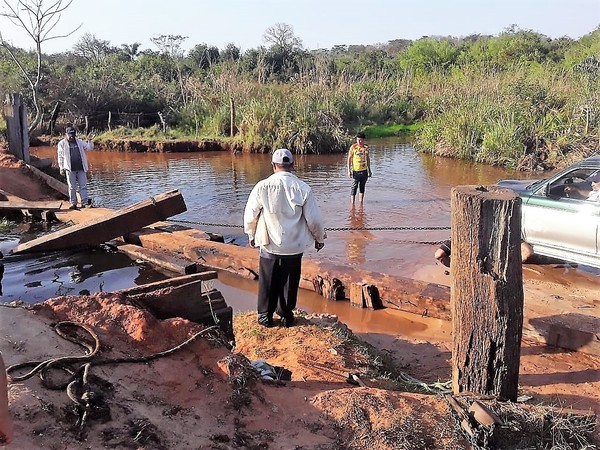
[{"x1": 66, "y1": 170, "x2": 88, "y2": 206}]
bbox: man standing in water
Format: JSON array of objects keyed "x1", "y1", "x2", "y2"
[
  {"x1": 347, "y1": 132, "x2": 372, "y2": 204},
  {"x1": 244, "y1": 149, "x2": 326, "y2": 328},
  {"x1": 57, "y1": 126, "x2": 94, "y2": 209}
]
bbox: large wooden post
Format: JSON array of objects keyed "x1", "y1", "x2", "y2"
[
  {"x1": 451, "y1": 185, "x2": 523, "y2": 401},
  {"x1": 3, "y1": 93, "x2": 30, "y2": 163}
]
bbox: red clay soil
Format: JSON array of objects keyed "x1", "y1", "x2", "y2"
[
  {"x1": 0, "y1": 146, "x2": 599, "y2": 449},
  {"x1": 2, "y1": 296, "x2": 598, "y2": 449}
]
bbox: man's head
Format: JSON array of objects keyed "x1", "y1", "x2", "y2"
[
  {"x1": 65, "y1": 127, "x2": 76, "y2": 141},
  {"x1": 589, "y1": 172, "x2": 600, "y2": 190},
  {"x1": 272, "y1": 148, "x2": 294, "y2": 171},
  {"x1": 356, "y1": 132, "x2": 366, "y2": 144}
]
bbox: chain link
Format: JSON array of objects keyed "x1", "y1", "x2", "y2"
[{"x1": 168, "y1": 218, "x2": 450, "y2": 232}]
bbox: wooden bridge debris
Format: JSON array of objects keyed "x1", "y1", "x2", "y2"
[
  {"x1": 12, "y1": 190, "x2": 186, "y2": 254},
  {"x1": 116, "y1": 271, "x2": 233, "y2": 340},
  {"x1": 350, "y1": 282, "x2": 383, "y2": 309},
  {"x1": 0, "y1": 188, "x2": 63, "y2": 221},
  {"x1": 117, "y1": 243, "x2": 198, "y2": 275}
]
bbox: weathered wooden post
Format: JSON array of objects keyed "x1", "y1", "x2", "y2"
[
  {"x1": 3, "y1": 93, "x2": 30, "y2": 163},
  {"x1": 451, "y1": 185, "x2": 523, "y2": 401}
]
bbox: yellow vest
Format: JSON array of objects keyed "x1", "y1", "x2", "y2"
[{"x1": 349, "y1": 143, "x2": 368, "y2": 171}]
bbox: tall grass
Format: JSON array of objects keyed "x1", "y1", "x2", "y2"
[
  {"x1": 415, "y1": 65, "x2": 599, "y2": 168},
  {"x1": 92, "y1": 59, "x2": 598, "y2": 166}
]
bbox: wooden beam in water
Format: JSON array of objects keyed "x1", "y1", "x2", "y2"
[
  {"x1": 114, "y1": 271, "x2": 218, "y2": 296},
  {"x1": 117, "y1": 243, "x2": 198, "y2": 275},
  {"x1": 12, "y1": 190, "x2": 187, "y2": 254}
]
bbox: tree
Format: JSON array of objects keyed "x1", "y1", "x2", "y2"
[
  {"x1": 263, "y1": 22, "x2": 302, "y2": 54},
  {"x1": 188, "y1": 43, "x2": 220, "y2": 70},
  {"x1": 151, "y1": 34, "x2": 188, "y2": 105},
  {"x1": 0, "y1": 0, "x2": 80, "y2": 131},
  {"x1": 72, "y1": 33, "x2": 113, "y2": 63},
  {"x1": 221, "y1": 43, "x2": 240, "y2": 61},
  {"x1": 262, "y1": 23, "x2": 304, "y2": 80},
  {"x1": 120, "y1": 42, "x2": 142, "y2": 62}
]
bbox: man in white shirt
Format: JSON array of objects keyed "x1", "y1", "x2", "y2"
[
  {"x1": 244, "y1": 149, "x2": 326, "y2": 327},
  {"x1": 587, "y1": 173, "x2": 600, "y2": 201},
  {"x1": 57, "y1": 126, "x2": 94, "y2": 209}
]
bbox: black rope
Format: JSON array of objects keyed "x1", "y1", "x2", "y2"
[{"x1": 7, "y1": 321, "x2": 220, "y2": 437}]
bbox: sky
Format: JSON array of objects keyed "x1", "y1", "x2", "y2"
[{"x1": 1, "y1": 0, "x2": 598, "y2": 54}]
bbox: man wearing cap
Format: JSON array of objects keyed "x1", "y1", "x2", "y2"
[
  {"x1": 244, "y1": 149, "x2": 326, "y2": 328},
  {"x1": 57, "y1": 127, "x2": 94, "y2": 209},
  {"x1": 347, "y1": 132, "x2": 371, "y2": 204},
  {"x1": 564, "y1": 172, "x2": 600, "y2": 201},
  {"x1": 586, "y1": 172, "x2": 600, "y2": 201}
]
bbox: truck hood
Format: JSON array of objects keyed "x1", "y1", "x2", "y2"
[{"x1": 496, "y1": 179, "x2": 542, "y2": 196}]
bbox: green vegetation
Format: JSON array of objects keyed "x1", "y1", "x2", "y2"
[
  {"x1": 0, "y1": 21, "x2": 598, "y2": 169},
  {"x1": 363, "y1": 123, "x2": 422, "y2": 138}
]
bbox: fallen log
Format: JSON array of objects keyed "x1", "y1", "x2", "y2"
[{"x1": 12, "y1": 190, "x2": 187, "y2": 254}]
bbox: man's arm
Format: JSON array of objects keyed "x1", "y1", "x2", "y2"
[
  {"x1": 79, "y1": 137, "x2": 94, "y2": 151},
  {"x1": 57, "y1": 141, "x2": 65, "y2": 174},
  {"x1": 366, "y1": 150, "x2": 372, "y2": 177},
  {"x1": 243, "y1": 185, "x2": 262, "y2": 247},
  {"x1": 347, "y1": 149, "x2": 353, "y2": 177},
  {"x1": 303, "y1": 190, "x2": 326, "y2": 245}
]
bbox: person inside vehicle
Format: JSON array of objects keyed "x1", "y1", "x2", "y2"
[{"x1": 563, "y1": 172, "x2": 600, "y2": 201}]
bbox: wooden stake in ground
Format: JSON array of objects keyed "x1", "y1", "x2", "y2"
[{"x1": 451, "y1": 185, "x2": 523, "y2": 401}]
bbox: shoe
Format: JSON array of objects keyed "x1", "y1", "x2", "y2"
[
  {"x1": 280, "y1": 315, "x2": 295, "y2": 328},
  {"x1": 86, "y1": 198, "x2": 93, "y2": 206},
  {"x1": 257, "y1": 314, "x2": 274, "y2": 328},
  {"x1": 68, "y1": 204, "x2": 78, "y2": 210}
]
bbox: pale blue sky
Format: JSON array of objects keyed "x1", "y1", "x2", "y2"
[{"x1": 2, "y1": 0, "x2": 599, "y2": 54}]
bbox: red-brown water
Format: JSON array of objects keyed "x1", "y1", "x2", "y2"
[{"x1": 30, "y1": 138, "x2": 531, "y2": 279}]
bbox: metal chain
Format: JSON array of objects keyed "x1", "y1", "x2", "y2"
[{"x1": 168, "y1": 218, "x2": 450, "y2": 232}]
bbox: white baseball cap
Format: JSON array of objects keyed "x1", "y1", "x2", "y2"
[{"x1": 272, "y1": 148, "x2": 293, "y2": 165}]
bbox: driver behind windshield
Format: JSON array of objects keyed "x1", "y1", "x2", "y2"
[
  {"x1": 564, "y1": 172, "x2": 600, "y2": 201},
  {"x1": 587, "y1": 172, "x2": 600, "y2": 201}
]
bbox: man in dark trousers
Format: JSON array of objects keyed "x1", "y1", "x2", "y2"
[
  {"x1": 57, "y1": 126, "x2": 94, "y2": 209},
  {"x1": 244, "y1": 149, "x2": 326, "y2": 328}
]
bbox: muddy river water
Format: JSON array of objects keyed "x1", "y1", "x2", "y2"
[{"x1": 2, "y1": 139, "x2": 597, "y2": 338}]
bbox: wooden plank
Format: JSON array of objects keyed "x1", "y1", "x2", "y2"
[
  {"x1": 114, "y1": 271, "x2": 218, "y2": 296},
  {"x1": 25, "y1": 163, "x2": 70, "y2": 198},
  {"x1": 118, "y1": 243, "x2": 197, "y2": 275},
  {"x1": 0, "y1": 199, "x2": 64, "y2": 211},
  {"x1": 12, "y1": 190, "x2": 187, "y2": 254}
]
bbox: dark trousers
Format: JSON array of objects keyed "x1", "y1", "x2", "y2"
[
  {"x1": 257, "y1": 253, "x2": 302, "y2": 320},
  {"x1": 351, "y1": 170, "x2": 369, "y2": 195}
]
